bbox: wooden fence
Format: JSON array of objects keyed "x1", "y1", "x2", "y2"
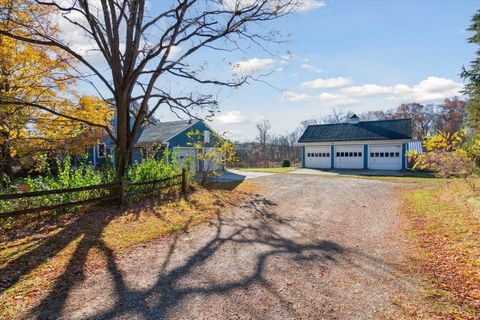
[{"x1": 0, "y1": 169, "x2": 189, "y2": 218}]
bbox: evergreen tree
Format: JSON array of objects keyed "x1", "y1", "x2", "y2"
[{"x1": 462, "y1": 10, "x2": 480, "y2": 131}]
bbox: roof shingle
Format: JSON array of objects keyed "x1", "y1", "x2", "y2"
[
  {"x1": 136, "y1": 120, "x2": 196, "y2": 144},
  {"x1": 298, "y1": 118, "x2": 412, "y2": 143}
]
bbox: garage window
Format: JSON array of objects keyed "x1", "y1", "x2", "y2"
[
  {"x1": 336, "y1": 152, "x2": 340, "y2": 157},
  {"x1": 353, "y1": 152, "x2": 357, "y2": 157},
  {"x1": 375, "y1": 152, "x2": 379, "y2": 157},
  {"x1": 327, "y1": 153, "x2": 330, "y2": 157},
  {"x1": 370, "y1": 152, "x2": 374, "y2": 157},
  {"x1": 385, "y1": 152, "x2": 389, "y2": 157},
  {"x1": 395, "y1": 152, "x2": 400, "y2": 157},
  {"x1": 390, "y1": 152, "x2": 394, "y2": 157},
  {"x1": 358, "y1": 152, "x2": 362, "y2": 157}
]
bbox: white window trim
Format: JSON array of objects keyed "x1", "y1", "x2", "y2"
[
  {"x1": 97, "y1": 143, "x2": 107, "y2": 158},
  {"x1": 204, "y1": 130, "x2": 210, "y2": 143}
]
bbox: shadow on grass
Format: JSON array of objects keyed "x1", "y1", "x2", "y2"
[{"x1": 0, "y1": 190, "x2": 188, "y2": 296}]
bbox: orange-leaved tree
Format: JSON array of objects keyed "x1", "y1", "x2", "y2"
[{"x1": 0, "y1": 0, "x2": 112, "y2": 175}]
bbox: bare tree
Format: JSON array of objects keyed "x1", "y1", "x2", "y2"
[
  {"x1": 0, "y1": 0, "x2": 298, "y2": 186},
  {"x1": 256, "y1": 119, "x2": 271, "y2": 167},
  {"x1": 394, "y1": 103, "x2": 435, "y2": 139}
]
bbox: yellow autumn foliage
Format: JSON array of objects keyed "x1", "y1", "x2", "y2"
[{"x1": 0, "y1": 0, "x2": 112, "y2": 172}]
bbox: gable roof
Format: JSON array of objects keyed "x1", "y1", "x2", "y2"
[
  {"x1": 298, "y1": 118, "x2": 412, "y2": 143},
  {"x1": 136, "y1": 119, "x2": 198, "y2": 144}
]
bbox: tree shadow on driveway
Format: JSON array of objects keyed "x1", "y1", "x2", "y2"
[{"x1": 26, "y1": 192, "x2": 414, "y2": 320}]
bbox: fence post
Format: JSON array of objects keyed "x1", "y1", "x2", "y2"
[
  {"x1": 120, "y1": 176, "x2": 126, "y2": 204},
  {"x1": 181, "y1": 168, "x2": 189, "y2": 193}
]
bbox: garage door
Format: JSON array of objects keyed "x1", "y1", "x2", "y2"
[
  {"x1": 334, "y1": 145, "x2": 363, "y2": 169},
  {"x1": 368, "y1": 145, "x2": 402, "y2": 170},
  {"x1": 305, "y1": 146, "x2": 331, "y2": 168}
]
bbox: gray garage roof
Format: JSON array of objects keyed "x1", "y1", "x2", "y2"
[
  {"x1": 136, "y1": 119, "x2": 197, "y2": 144},
  {"x1": 298, "y1": 118, "x2": 412, "y2": 143}
]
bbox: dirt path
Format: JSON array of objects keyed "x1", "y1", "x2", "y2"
[{"x1": 35, "y1": 174, "x2": 422, "y2": 319}]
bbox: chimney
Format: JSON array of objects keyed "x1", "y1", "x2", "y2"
[{"x1": 349, "y1": 114, "x2": 360, "y2": 124}]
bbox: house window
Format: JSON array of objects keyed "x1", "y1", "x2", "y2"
[
  {"x1": 204, "y1": 130, "x2": 210, "y2": 143},
  {"x1": 98, "y1": 143, "x2": 106, "y2": 158}
]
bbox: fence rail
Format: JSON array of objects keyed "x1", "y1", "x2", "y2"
[{"x1": 0, "y1": 169, "x2": 188, "y2": 218}]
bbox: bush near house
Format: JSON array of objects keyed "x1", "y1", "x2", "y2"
[
  {"x1": 409, "y1": 130, "x2": 480, "y2": 190},
  {"x1": 282, "y1": 159, "x2": 291, "y2": 167},
  {"x1": 0, "y1": 149, "x2": 188, "y2": 228}
]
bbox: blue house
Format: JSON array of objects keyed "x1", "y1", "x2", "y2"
[
  {"x1": 86, "y1": 118, "x2": 221, "y2": 172},
  {"x1": 298, "y1": 115, "x2": 412, "y2": 170}
]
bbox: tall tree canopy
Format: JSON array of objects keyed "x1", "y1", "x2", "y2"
[
  {"x1": 462, "y1": 9, "x2": 480, "y2": 131},
  {"x1": 0, "y1": 0, "x2": 111, "y2": 175},
  {"x1": 0, "y1": 0, "x2": 298, "y2": 181}
]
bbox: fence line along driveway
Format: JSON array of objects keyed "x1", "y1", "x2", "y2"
[{"x1": 35, "y1": 174, "x2": 423, "y2": 319}]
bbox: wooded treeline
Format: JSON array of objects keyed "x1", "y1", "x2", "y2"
[{"x1": 234, "y1": 98, "x2": 466, "y2": 168}]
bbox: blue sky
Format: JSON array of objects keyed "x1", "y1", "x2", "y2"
[
  {"x1": 178, "y1": 0, "x2": 477, "y2": 141},
  {"x1": 66, "y1": 0, "x2": 478, "y2": 141}
]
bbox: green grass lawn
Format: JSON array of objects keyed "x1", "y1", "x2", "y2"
[{"x1": 230, "y1": 167, "x2": 297, "y2": 173}]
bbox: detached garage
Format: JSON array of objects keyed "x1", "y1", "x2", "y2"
[{"x1": 298, "y1": 115, "x2": 412, "y2": 171}]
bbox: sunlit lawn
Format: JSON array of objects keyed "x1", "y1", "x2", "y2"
[{"x1": 231, "y1": 167, "x2": 297, "y2": 173}]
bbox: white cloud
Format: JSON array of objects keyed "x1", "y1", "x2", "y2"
[
  {"x1": 301, "y1": 77, "x2": 352, "y2": 89},
  {"x1": 296, "y1": 0, "x2": 326, "y2": 12},
  {"x1": 281, "y1": 91, "x2": 359, "y2": 106},
  {"x1": 339, "y1": 76, "x2": 463, "y2": 102},
  {"x1": 221, "y1": 0, "x2": 324, "y2": 12},
  {"x1": 317, "y1": 93, "x2": 360, "y2": 106},
  {"x1": 281, "y1": 91, "x2": 314, "y2": 102},
  {"x1": 340, "y1": 84, "x2": 393, "y2": 97},
  {"x1": 300, "y1": 64, "x2": 323, "y2": 73},
  {"x1": 232, "y1": 58, "x2": 275, "y2": 74},
  {"x1": 215, "y1": 111, "x2": 247, "y2": 124}
]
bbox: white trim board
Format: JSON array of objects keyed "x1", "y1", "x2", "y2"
[{"x1": 297, "y1": 139, "x2": 409, "y2": 147}]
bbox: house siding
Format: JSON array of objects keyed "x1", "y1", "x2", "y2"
[
  {"x1": 166, "y1": 121, "x2": 216, "y2": 148},
  {"x1": 86, "y1": 120, "x2": 218, "y2": 168}
]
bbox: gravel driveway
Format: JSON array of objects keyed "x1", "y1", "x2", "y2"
[{"x1": 36, "y1": 174, "x2": 422, "y2": 319}]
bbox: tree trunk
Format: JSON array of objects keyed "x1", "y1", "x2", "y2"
[
  {"x1": 0, "y1": 131, "x2": 13, "y2": 178},
  {"x1": 115, "y1": 99, "x2": 131, "y2": 204}
]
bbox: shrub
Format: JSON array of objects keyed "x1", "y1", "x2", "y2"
[
  {"x1": 282, "y1": 159, "x2": 291, "y2": 167},
  {"x1": 0, "y1": 150, "x2": 184, "y2": 222},
  {"x1": 412, "y1": 131, "x2": 478, "y2": 190}
]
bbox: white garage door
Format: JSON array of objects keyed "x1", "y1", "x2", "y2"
[
  {"x1": 368, "y1": 145, "x2": 402, "y2": 170},
  {"x1": 305, "y1": 146, "x2": 331, "y2": 168},
  {"x1": 334, "y1": 145, "x2": 363, "y2": 169}
]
